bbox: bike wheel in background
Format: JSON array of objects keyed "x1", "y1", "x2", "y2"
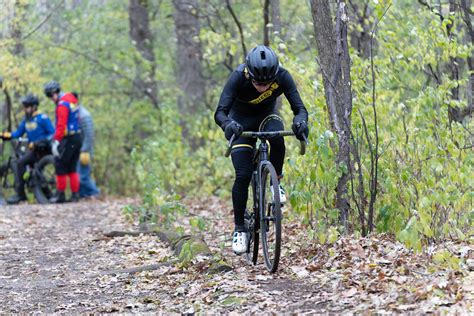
[
  {"x1": 33, "y1": 155, "x2": 56, "y2": 204},
  {"x1": 260, "y1": 162, "x2": 282, "y2": 273}
]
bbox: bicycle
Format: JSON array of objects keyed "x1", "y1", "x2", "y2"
[
  {"x1": 0, "y1": 137, "x2": 56, "y2": 204},
  {"x1": 225, "y1": 131, "x2": 306, "y2": 273}
]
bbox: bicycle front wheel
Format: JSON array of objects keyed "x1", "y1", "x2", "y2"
[
  {"x1": 33, "y1": 155, "x2": 56, "y2": 204},
  {"x1": 245, "y1": 172, "x2": 260, "y2": 265},
  {"x1": 260, "y1": 162, "x2": 282, "y2": 273}
]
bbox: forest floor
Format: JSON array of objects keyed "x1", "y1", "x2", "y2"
[{"x1": 0, "y1": 198, "x2": 472, "y2": 314}]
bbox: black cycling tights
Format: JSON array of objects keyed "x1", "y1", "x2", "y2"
[{"x1": 230, "y1": 114, "x2": 285, "y2": 230}]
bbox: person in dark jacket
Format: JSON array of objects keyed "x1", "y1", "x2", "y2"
[
  {"x1": 44, "y1": 81, "x2": 82, "y2": 203},
  {"x1": 0, "y1": 94, "x2": 55, "y2": 204},
  {"x1": 214, "y1": 45, "x2": 309, "y2": 254},
  {"x1": 72, "y1": 93, "x2": 100, "y2": 198}
]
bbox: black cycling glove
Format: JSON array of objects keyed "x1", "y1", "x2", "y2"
[
  {"x1": 292, "y1": 119, "x2": 309, "y2": 141},
  {"x1": 224, "y1": 121, "x2": 243, "y2": 141}
]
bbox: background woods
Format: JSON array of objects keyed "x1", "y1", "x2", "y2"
[{"x1": 0, "y1": 0, "x2": 472, "y2": 250}]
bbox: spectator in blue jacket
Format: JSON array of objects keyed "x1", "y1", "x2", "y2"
[
  {"x1": 74, "y1": 93, "x2": 100, "y2": 199},
  {"x1": 0, "y1": 94, "x2": 55, "y2": 204}
]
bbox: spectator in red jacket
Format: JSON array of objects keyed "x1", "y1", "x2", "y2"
[{"x1": 44, "y1": 81, "x2": 82, "y2": 203}]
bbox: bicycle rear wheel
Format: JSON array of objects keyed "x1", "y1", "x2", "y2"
[
  {"x1": 260, "y1": 162, "x2": 282, "y2": 273},
  {"x1": 245, "y1": 173, "x2": 259, "y2": 265}
]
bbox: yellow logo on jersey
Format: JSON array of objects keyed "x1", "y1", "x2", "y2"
[
  {"x1": 25, "y1": 121, "x2": 38, "y2": 131},
  {"x1": 249, "y1": 82, "x2": 280, "y2": 104}
]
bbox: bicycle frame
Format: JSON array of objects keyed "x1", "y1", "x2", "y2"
[
  {"x1": 249, "y1": 140, "x2": 272, "y2": 227},
  {"x1": 255, "y1": 141, "x2": 273, "y2": 220}
]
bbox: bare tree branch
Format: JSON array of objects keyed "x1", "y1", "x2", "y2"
[
  {"x1": 226, "y1": 0, "x2": 247, "y2": 57},
  {"x1": 427, "y1": 63, "x2": 442, "y2": 84},
  {"x1": 367, "y1": 3, "x2": 391, "y2": 232},
  {"x1": 417, "y1": 0, "x2": 444, "y2": 21},
  {"x1": 46, "y1": 43, "x2": 160, "y2": 111},
  {"x1": 22, "y1": 0, "x2": 66, "y2": 41}
]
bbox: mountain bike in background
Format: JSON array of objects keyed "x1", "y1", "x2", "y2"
[{"x1": 0, "y1": 137, "x2": 56, "y2": 204}]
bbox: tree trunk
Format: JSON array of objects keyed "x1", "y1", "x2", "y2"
[
  {"x1": 447, "y1": 0, "x2": 460, "y2": 101},
  {"x1": 173, "y1": 0, "x2": 206, "y2": 148},
  {"x1": 1, "y1": 81, "x2": 13, "y2": 132},
  {"x1": 270, "y1": 0, "x2": 283, "y2": 110},
  {"x1": 128, "y1": 0, "x2": 159, "y2": 109},
  {"x1": 263, "y1": 0, "x2": 270, "y2": 46},
  {"x1": 311, "y1": 0, "x2": 353, "y2": 231},
  {"x1": 459, "y1": 0, "x2": 474, "y2": 120},
  {"x1": 2, "y1": 0, "x2": 26, "y2": 129},
  {"x1": 9, "y1": 0, "x2": 26, "y2": 57},
  {"x1": 445, "y1": 0, "x2": 474, "y2": 122},
  {"x1": 419, "y1": 0, "x2": 473, "y2": 122},
  {"x1": 271, "y1": 0, "x2": 282, "y2": 41},
  {"x1": 348, "y1": 0, "x2": 373, "y2": 59}
]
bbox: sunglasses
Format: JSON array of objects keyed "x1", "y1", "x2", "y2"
[{"x1": 252, "y1": 79, "x2": 273, "y2": 87}]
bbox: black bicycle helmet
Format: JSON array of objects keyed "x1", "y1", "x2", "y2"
[
  {"x1": 21, "y1": 94, "x2": 39, "y2": 107},
  {"x1": 245, "y1": 45, "x2": 279, "y2": 83},
  {"x1": 43, "y1": 80, "x2": 61, "y2": 96}
]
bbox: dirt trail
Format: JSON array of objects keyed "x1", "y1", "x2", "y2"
[
  {"x1": 0, "y1": 200, "x2": 140, "y2": 312},
  {"x1": 0, "y1": 199, "x2": 472, "y2": 313}
]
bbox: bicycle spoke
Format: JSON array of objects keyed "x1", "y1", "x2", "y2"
[{"x1": 244, "y1": 174, "x2": 259, "y2": 265}]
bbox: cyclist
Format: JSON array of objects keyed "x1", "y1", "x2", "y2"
[
  {"x1": 0, "y1": 94, "x2": 55, "y2": 204},
  {"x1": 214, "y1": 45, "x2": 309, "y2": 254},
  {"x1": 44, "y1": 81, "x2": 82, "y2": 203}
]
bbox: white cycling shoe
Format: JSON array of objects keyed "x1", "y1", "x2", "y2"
[
  {"x1": 232, "y1": 231, "x2": 248, "y2": 254},
  {"x1": 271, "y1": 184, "x2": 287, "y2": 204}
]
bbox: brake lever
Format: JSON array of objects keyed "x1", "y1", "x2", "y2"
[
  {"x1": 303, "y1": 134, "x2": 309, "y2": 146},
  {"x1": 225, "y1": 134, "x2": 236, "y2": 157}
]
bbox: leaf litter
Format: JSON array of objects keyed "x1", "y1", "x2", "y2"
[{"x1": 0, "y1": 197, "x2": 472, "y2": 313}]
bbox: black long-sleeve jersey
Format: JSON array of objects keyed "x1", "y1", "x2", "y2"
[{"x1": 214, "y1": 64, "x2": 309, "y2": 129}]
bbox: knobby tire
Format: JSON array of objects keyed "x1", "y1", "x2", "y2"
[
  {"x1": 33, "y1": 155, "x2": 55, "y2": 204},
  {"x1": 260, "y1": 162, "x2": 282, "y2": 273}
]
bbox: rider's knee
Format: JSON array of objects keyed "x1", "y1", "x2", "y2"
[
  {"x1": 234, "y1": 167, "x2": 253, "y2": 185},
  {"x1": 269, "y1": 137, "x2": 285, "y2": 151}
]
